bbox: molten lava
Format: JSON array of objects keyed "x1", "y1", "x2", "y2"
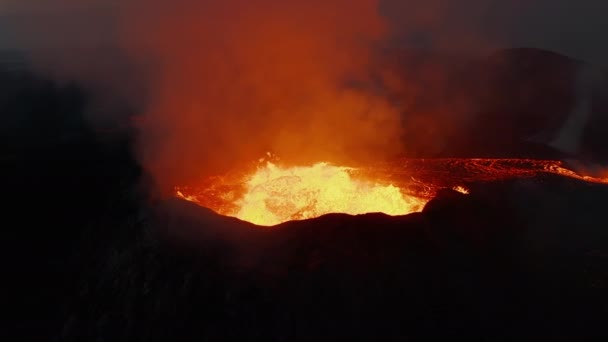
[
  {"x1": 177, "y1": 161, "x2": 427, "y2": 226},
  {"x1": 176, "y1": 158, "x2": 608, "y2": 226}
]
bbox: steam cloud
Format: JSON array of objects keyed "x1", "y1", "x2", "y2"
[
  {"x1": 4, "y1": 0, "x2": 520, "y2": 189},
  {"x1": 124, "y1": 0, "x2": 403, "y2": 187}
]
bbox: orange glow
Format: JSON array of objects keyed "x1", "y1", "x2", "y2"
[
  {"x1": 545, "y1": 164, "x2": 608, "y2": 184},
  {"x1": 177, "y1": 161, "x2": 428, "y2": 226},
  {"x1": 452, "y1": 185, "x2": 470, "y2": 194},
  {"x1": 123, "y1": 0, "x2": 403, "y2": 189},
  {"x1": 176, "y1": 158, "x2": 607, "y2": 226}
]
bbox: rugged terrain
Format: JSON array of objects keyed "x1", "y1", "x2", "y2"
[{"x1": 3, "y1": 48, "x2": 608, "y2": 340}]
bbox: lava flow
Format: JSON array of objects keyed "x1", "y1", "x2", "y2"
[{"x1": 176, "y1": 158, "x2": 608, "y2": 226}]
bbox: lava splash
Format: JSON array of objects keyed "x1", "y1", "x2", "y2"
[{"x1": 176, "y1": 158, "x2": 607, "y2": 226}]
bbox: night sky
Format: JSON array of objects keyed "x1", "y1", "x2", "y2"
[{"x1": 1, "y1": 0, "x2": 607, "y2": 65}]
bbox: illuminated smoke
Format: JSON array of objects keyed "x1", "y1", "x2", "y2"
[
  {"x1": 121, "y1": 0, "x2": 405, "y2": 188},
  {"x1": 5, "y1": 0, "x2": 529, "y2": 190}
]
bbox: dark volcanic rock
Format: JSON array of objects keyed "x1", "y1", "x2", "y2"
[
  {"x1": 57, "y1": 178, "x2": 608, "y2": 340},
  {"x1": 464, "y1": 48, "x2": 608, "y2": 162},
  {"x1": 388, "y1": 48, "x2": 608, "y2": 163}
]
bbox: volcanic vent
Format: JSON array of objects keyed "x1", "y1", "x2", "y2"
[
  {"x1": 176, "y1": 155, "x2": 428, "y2": 226},
  {"x1": 176, "y1": 156, "x2": 607, "y2": 226}
]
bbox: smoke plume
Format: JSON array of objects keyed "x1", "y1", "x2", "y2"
[
  {"x1": 122, "y1": 0, "x2": 403, "y2": 187},
  {"x1": 4, "y1": 0, "x2": 526, "y2": 189}
]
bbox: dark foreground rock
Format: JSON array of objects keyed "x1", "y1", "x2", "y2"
[{"x1": 56, "y1": 177, "x2": 608, "y2": 340}]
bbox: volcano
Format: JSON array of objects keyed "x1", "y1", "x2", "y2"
[
  {"x1": 102, "y1": 167, "x2": 608, "y2": 340},
  {"x1": 4, "y1": 40, "x2": 608, "y2": 340}
]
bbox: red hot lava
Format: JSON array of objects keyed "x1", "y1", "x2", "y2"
[{"x1": 176, "y1": 157, "x2": 608, "y2": 226}]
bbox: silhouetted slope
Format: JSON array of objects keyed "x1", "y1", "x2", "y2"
[
  {"x1": 385, "y1": 48, "x2": 608, "y2": 162},
  {"x1": 1, "y1": 62, "x2": 144, "y2": 340},
  {"x1": 59, "y1": 176, "x2": 608, "y2": 340}
]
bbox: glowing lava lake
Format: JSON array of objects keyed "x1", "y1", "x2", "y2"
[{"x1": 176, "y1": 158, "x2": 608, "y2": 226}]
